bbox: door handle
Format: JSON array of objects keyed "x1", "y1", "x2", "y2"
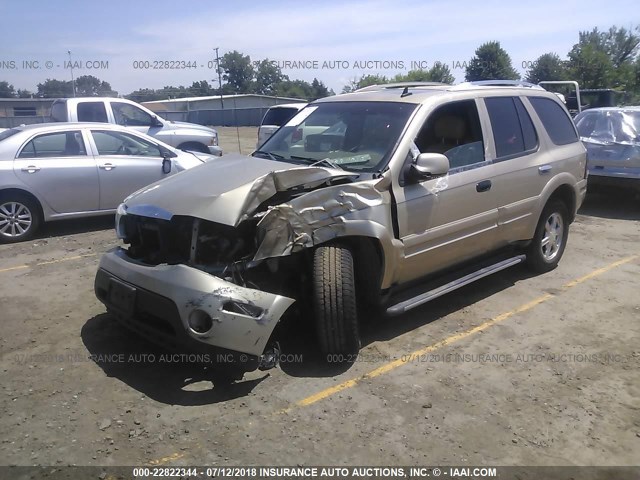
[
  {"x1": 538, "y1": 165, "x2": 552, "y2": 175},
  {"x1": 99, "y1": 163, "x2": 116, "y2": 171},
  {"x1": 21, "y1": 165, "x2": 41, "y2": 173},
  {"x1": 476, "y1": 180, "x2": 492, "y2": 193}
]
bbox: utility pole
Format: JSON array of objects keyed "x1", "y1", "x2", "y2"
[
  {"x1": 68, "y1": 50, "x2": 76, "y2": 97},
  {"x1": 214, "y1": 47, "x2": 225, "y2": 126}
]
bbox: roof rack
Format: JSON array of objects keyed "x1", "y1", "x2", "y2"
[
  {"x1": 451, "y1": 80, "x2": 545, "y2": 90},
  {"x1": 355, "y1": 82, "x2": 449, "y2": 92}
]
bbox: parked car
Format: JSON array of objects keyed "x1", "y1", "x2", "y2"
[
  {"x1": 256, "y1": 103, "x2": 307, "y2": 148},
  {"x1": 574, "y1": 107, "x2": 640, "y2": 193},
  {"x1": 51, "y1": 97, "x2": 222, "y2": 156},
  {"x1": 0, "y1": 123, "x2": 217, "y2": 243},
  {"x1": 95, "y1": 81, "x2": 587, "y2": 376}
]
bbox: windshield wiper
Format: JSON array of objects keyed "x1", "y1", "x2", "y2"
[
  {"x1": 253, "y1": 150, "x2": 285, "y2": 161},
  {"x1": 290, "y1": 155, "x2": 343, "y2": 170}
]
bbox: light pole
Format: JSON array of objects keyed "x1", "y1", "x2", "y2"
[{"x1": 68, "y1": 50, "x2": 76, "y2": 97}]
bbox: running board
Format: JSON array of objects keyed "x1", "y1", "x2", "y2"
[{"x1": 386, "y1": 255, "x2": 526, "y2": 316}]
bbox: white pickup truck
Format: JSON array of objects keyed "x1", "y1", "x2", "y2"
[{"x1": 51, "y1": 97, "x2": 222, "y2": 156}]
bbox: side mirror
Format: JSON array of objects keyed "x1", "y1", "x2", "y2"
[
  {"x1": 162, "y1": 152, "x2": 172, "y2": 174},
  {"x1": 152, "y1": 115, "x2": 163, "y2": 127},
  {"x1": 407, "y1": 153, "x2": 449, "y2": 183}
]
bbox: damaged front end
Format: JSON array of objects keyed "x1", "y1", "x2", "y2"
[{"x1": 95, "y1": 158, "x2": 392, "y2": 372}]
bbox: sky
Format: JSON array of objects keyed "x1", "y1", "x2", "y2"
[{"x1": 0, "y1": 0, "x2": 637, "y2": 98}]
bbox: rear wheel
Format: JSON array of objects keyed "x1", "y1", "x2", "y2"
[
  {"x1": 313, "y1": 245, "x2": 360, "y2": 359},
  {"x1": 0, "y1": 193, "x2": 42, "y2": 244},
  {"x1": 526, "y1": 200, "x2": 569, "y2": 273}
]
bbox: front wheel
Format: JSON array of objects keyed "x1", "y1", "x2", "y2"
[
  {"x1": 313, "y1": 245, "x2": 361, "y2": 358},
  {"x1": 526, "y1": 200, "x2": 569, "y2": 273},
  {"x1": 0, "y1": 194, "x2": 42, "y2": 244}
]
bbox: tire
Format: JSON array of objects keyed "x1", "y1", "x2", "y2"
[
  {"x1": 526, "y1": 200, "x2": 569, "y2": 273},
  {"x1": 177, "y1": 142, "x2": 209, "y2": 154},
  {"x1": 313, "y1": 245, "x2": 361, "y2": 358},
  {"x1": 0, "y1": 193, "x2": 42, "y2": 244}
]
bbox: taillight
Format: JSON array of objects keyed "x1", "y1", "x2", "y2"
[{"x1": 291, "y1": 128, "x2": 302, "y2": 143}]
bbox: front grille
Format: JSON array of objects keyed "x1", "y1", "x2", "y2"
[{"x1": 121, "y1": 214, "x2": 258, "y2": 268}]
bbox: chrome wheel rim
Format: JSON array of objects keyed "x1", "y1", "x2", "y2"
[
  {"x1": 0, "y1": 202, "x2": 33, "y2": 238},
  {"x1": 540, "y1": 212, "x2": 563, "y2": 262}
]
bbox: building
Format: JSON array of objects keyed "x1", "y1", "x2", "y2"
[
  {"x1": 0, "y1": 98, "x2": 55, "y2": 128},
  {"x1": 142, "y1": 94, "x2": 306, "y2": 127}
]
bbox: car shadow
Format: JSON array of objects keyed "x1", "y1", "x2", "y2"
[
  {"x1": 81, "y1": 314, "x2": 268, "y2": 406},
  {"x1": 37, "y1": 215, "x2": 115, "y2": 239},
  {"x1": 279, "y1": 264, "x2": 537, "y2": 378},
  {"x1": 579, "y1": 190, "x2": 640, "y2": 220}
]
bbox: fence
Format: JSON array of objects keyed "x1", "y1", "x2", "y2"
[
  {"x1": 0, "y1": 108, "x2": 271, "y2": 128},
  {"x1": 157, "y1": 107, "x2": 271, "y2": 127}
]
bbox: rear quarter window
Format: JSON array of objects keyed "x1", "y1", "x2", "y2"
[
  {"x1": 529, "y1": 97, "x2": 579, "y2": 145},
  {"x1": 262, "y1": 108, "x2": 300, "y2": 127}
]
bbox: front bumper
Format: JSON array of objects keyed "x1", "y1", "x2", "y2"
[
  {"x1": 94, "y1": 248, "x2": 295, "y2": 365},
  {"x1": 208, "y1": 145, "x2": 223, "y2": 156}
]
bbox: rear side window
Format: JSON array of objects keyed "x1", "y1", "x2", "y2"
[
  {"x1": 91, "y1": 130, "x2": 162, "y2": 157},
  {"x1": 529, "y1": 97, "x2": 579, "y2": 145},
  {"x1": 77, "y1": 102, "x2": 108, "y2": 122},
  {"x1": 485, "y1": 97, "x2": 538, "y2": 160},
  {"x1": 18, "y1": 131, "x2": 87, "y2": 158},
  {"x1": 262, "y1": 107, "x2": 300, "y2": 127}
]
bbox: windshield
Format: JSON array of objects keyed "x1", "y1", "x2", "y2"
[
  {"x1": 254, "y1": 101, "x2": 417, "y2": 172},
  {"x1": 575, "y1": 110, "x2": 640, "y2": 145}
]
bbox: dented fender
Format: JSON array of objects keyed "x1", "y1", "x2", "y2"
[{"x1": 253, "y1": 177, "x2": 401, "y2": 288}]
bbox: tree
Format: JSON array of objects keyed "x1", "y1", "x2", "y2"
[
  {"x1": 126, "y1": 88, "x2": 165, "y2": 103},
  {"x1": 309, "y1": 78, "x2": 332, "y2": 100},
  {"x1": 465, "y1": 41, "x2": 520, "y2": 81},
  {"x1": 17, "y1": 89, "x2": 33, "y2": 98},
  {"x1": 189, "y1": 80, "x2": 215, "y2": 97},
  {"x1": 36, "y1": 79, "x2": 74, "y2": 98},
  {"x1": 567, "y1": 26, "x2": 640, "y2": 88},
  {"x1": 0, "y1": 81, "x2": 16, "y2": 98},
  {"x1": 394, "y1": 62, "x2": 455, "y2": 84},
  {"x1": 341, "y1": 74, "x2": 389, "y2": 93},
  {"x1": 254, "y1": 59, "x2": 287, "y2": 95},
  {"x1": 220, "y1": 50, "x2": 254, "y2": 94},
  {"x1": 74, "y1": 75, "x2": 117, "y2": 96},
  {"x1": 274, "y1": 79, "x2": 313, "y2": 99},
  {"x1": 525, "y1": 53, "x2": 568, "y2": 83}
]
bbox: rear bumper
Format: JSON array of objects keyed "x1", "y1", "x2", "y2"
[{"x1": 94, "y1": 248, "x2": 295, "y2": 369}]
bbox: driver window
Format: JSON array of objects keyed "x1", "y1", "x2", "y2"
[
  {"x1": 91, "y1": 130, "x2": 162, "y2": 157},
  {"x1": 414, "y1": 100, "x2": 485, "y2": 170},
  {"x1": 112, "y1": 102, "x2": 153, "y2": 127}
]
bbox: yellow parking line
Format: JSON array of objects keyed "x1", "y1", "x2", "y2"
[
  {"x1": 284, "y1": 254, "x2": 639, "y2": 412},
  {"x1": 0, "y1": 252, "x2": 97, "y2": 273}
]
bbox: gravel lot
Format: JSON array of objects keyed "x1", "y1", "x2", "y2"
[{"x1": 0, "y1": 128, "x2": 638, "y2": 470}]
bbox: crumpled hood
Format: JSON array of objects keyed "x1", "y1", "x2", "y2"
[{"x1": 124, "y1": 153, "x2": 358, "y2": 226}]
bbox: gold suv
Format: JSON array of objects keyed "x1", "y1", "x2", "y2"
[{"x1": 95, "y1": 81, "x2": 588, "y2": 374}]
